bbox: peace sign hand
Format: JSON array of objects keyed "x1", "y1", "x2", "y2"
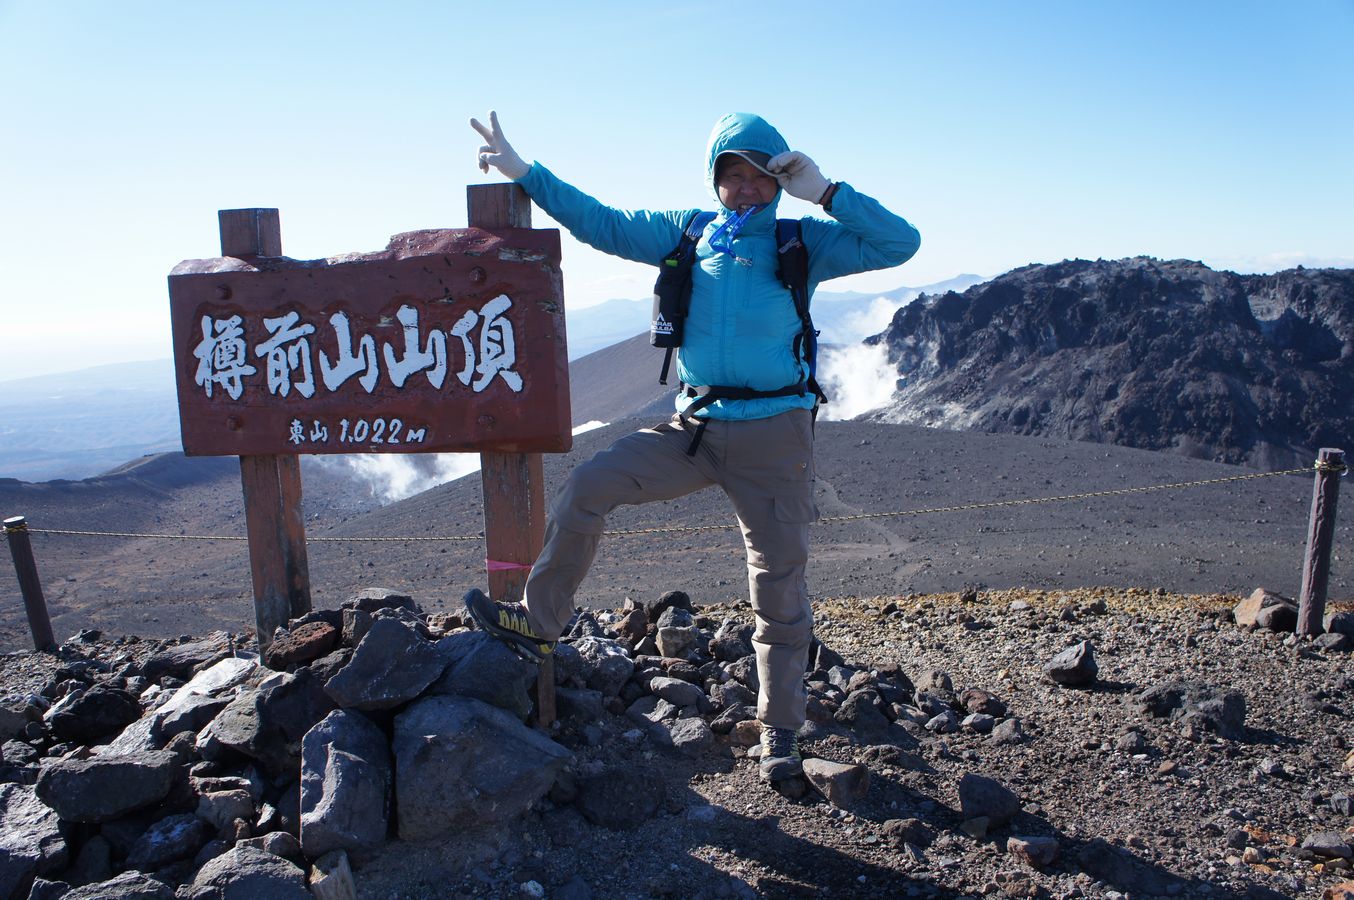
[{"x1": 470, "y1": 110, "x2": 530, "y2": 181}]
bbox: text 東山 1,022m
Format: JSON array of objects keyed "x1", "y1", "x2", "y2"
[{"x1": 287, "y1": 416, "x2": 428, "y2": 447}]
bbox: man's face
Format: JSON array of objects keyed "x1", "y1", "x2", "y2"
[{"x1": 716, "y1": 157, "x2": 778, "y2": 211}]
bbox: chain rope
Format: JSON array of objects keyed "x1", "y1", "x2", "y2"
[{"x1": 16, "y1": 465, "x2": 1312, "y2": 543}]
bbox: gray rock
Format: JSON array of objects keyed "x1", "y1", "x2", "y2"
[
  {"x1": 664, "y1": 718, "x2": 714, "y2": 756},
  {"x1": 1115, "y1": 730, "x2": 1148, "y2": 753},
  {"x1": 0, "y1": 783, "x2": 67, "y2": 898},
  {"x1": 324, "y1": 618, "x2": 448, "y2": 711},
  {"x1": 710, "y1": 621, "x2": 754, "y2": 662},
  {"x1": 913, "y1": 691, "x2": 950, "y2": 717},
  {"x1": 803, "y1": 758, "x2": 870, "y2": 807},
  {"x1": 1136, "y1": 680, "x2": 1246, "y2": 739},
  {"x1": 962, "y1": 713, "x2": 996, "y2": 735},
  {"x1": 653, "y1": 602, "x2": 694, "y2": 629},
  {"x1": 655, "y1": 626, "x2": 699, "y2": 660},
  {"x1": 1234, "y1": 588, "x2": 1298, "y2": 631},
  {"x1": 35, "y1": 752, "x2": 177, "y2": 823},
  {"x1": 990, "y1": 718, "x2": 1025, "y2": 745},
  {"x1": 141, "y1": 633, "x2": 234, "y2": 682},
  {"x1": 925, "y1": 710, "x2": 959, "y2": 734},
  {"x1": 916, "y1": 670, "x2": 954, "y2": 694},
  {"x1": 63, "y1": 871, "x2": 174, "y2": 899},
  {"x1": 0, "y1": 705, "x2": 29, "y2": 743},
  {"x1": 43, "y1": 685, "x2": 142, "y2": 744},
  {"x1": 709, "y1": 681, "x2": 756, "y2": 710},
  {"x1": 556, "y1": 688, "x2": 605, "y2": 722},
  {"x1": 183, "y1": 845, "x2": 310, "y2": 899},
  {"x1": 575, "y1": 766, "x2": 662, "y2": 829},
  {"x1": 125, "y1": 813, "x2": 209, "y2": 871},
  {"x1": 197, "y1": 789, "x2": 255, "y2": 831},
  {"x1": 957, "y1": 773, "x2": 1020, "y2": 828},
  {"x1": 300, "y1": 710, "x2": 390, "y2": 859},
  {"x1": 837, "y1": 689, "x2": 894, "y2": 738},
  {"x1": 392, "y1": 696, "x2": 570, "y2": 840},
  {"x1": 1043, "y1": 640, "x2": 1098, "y2": 686},
  {"x1": 649, "y1": 676, "x2": 705, "y2": 708},
  {"x1": 198, "y1": 670, "x2": 335, "y2": 775},
  {"x1": 572, "y1": 637, "x2": 635, "y2": 697},
  {"x1": 341, "y1": 608, "x2": 373, "y2": 649},
  {"x1": 160, "y1": 693, "x2": 232, "y2": 741},
  {"x1": 349, "y1": 587, "x2": 419, "y2": 615},
  {"x1": 1314, "y1": 632, "x2": 1353, "y2": 652},
  {"x1": 237, "y1": 831, "x2": 303, "y2": 862},
  {"x1": 1326, "y1": 611, "x2": 1354, "y2": 636},
  {"x1": 1008, "y1": 835, "x2": 1060, "y2": 868},
  {"x1": 428, "y1": 631, "x2": 536, "y2": 720},
  {"x1": 726, "y1": 656, "x2": 760, "y2": 694},
  {"x1": 1301, "y1": 831, "x2": 1353, "y2": 859},
  {"x1": 550, "y1": 642, "x2": 585, "y2": 685}
]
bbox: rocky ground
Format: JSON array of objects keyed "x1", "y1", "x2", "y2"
[{"x1": 1, "y1": 585, "x2": 1353, "y2": 900}]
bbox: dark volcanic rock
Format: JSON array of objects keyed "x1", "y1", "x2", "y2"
[
  {"x1": 44, "y1": 685, "x2": 142, "y2": 743},
  {"x1": 35, "y1": 752, "x2": 177, "y2": 822},
  {"x1": 867, "y1": 258, "x2": 1354, "y2": 468},
  {"x1": 0, "y1": 783, "x2": 67, "y2": 897}
]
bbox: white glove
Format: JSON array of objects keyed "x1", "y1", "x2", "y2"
[
  {"x1": 470, "y1": 110, "x2": 531, "y2": 181},
  {"x1": 766, "y1": 150, "x2": 832, "y2": 203}
]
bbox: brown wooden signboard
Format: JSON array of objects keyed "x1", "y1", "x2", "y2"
[{"x1": 168, "y1": 227, "x2": 571, "y2": 456}]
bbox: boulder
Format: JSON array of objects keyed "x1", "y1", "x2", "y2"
[
  {"x1": 664, "y1": 718, "x2": 714, "y2": 757},
  {"x1": 183, "y1": 845, "x2": 310, "y2": 899},
  {"x1": 392, "y1": 696, "x2": 570, "y2": 840},
  {"x1": 427, "y1": 631, "x2": 537, "y2": 720},
  {"x1": 262, "y1": 622, "x2": 339, "y2": 670},
  {"x1": 349, "y1": 587, "x2": 419, "y2": 614},
  {"x1": 140, "y1": 633, "x2": 234, "y2": 682},
  {"x1": 0, "y1": 783, "x2": 67, "y2": 898},
  {"x1": 1008, "y1": 835, "x2": 1060, "y2": 868},
  {"x1": 124, "y1": 812, "x2": 209, "y2": 871},
  {"x1": 300, "y1": 710, "x2": 390, "y2": 859},
  {"x1": 649, "y1": 676, "x2": 705, "y2": 709},
  {"x1": 43, "y1": 686, "x2": 142, "y2": 743},
  {"x1": 1326, "y1": 611, "x2": 1354, "y2": 636},
  {"x1": 1043, "y1": 640, "x2": 1098, "y2": 686},
  {"x1": 323, "y1": 618, "x2": 449, "y2": 711},
  {"x1": 644, "y1": 590, "x2": 691, "y2": 623},
  {"x1": 198, "y1": 670, "x2": 335, "y2": 775},
  {"x1": 63, "y1": 871, "x2": 174, "y2": 899},
  {"x1": 957, "y1": 773, "x2": 1020, "y2": 828},
  {"x1": 1234, "y1": 588, "x2": 1299, "y2": 631},
  {"x1": 1135, "y1": 680, "x2": 1247, "y2": 739},
  {"x1": 803, "y1": 758, "x2": 871, "y2": 807},
  {"x1": 572, "y1": 637, "x2": 635, "y2": 697},
  {"x1": 35, "y1": 751, "x2": 177, "y2": 822}
]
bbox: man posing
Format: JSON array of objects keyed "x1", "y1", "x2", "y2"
[{"x1": 466, "y1": 110, "x2": 921, "y2": 782}]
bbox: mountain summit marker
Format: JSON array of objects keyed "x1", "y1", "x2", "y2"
[{"x1": 167, "y1": 196, "x2": 570, "y2": 655}]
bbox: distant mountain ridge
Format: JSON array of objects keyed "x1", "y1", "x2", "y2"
[{"x1": 866, "y1": 257, "x2": 1354, "y2": 468}]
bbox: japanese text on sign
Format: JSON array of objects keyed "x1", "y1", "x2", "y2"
[{"x1": 192, "y1": 294, "x2": 523, "y2": 401}]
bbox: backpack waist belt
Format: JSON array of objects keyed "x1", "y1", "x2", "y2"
[{"x1": 678, "y1": 381, "x2": 807, "y2": 456}]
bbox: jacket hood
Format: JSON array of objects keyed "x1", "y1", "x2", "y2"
[{"x1": 705, "y1": 112, "x2": 789, "y2": 218}]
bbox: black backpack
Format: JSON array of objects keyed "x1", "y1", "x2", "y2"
[{"x1": 648, "y1": 211, "x2": 827, "y2": 422}]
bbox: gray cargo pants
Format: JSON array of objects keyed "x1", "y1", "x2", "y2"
[{"x1": 523, "y1": 408, "x2": 817, "y2": 731}]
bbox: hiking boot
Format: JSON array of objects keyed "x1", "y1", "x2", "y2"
[
  {"x1": 758, "y1": 725, "x2": 803, "y2": 781},
  {"x1": 463, "y1": 588, "x2": 554, "y2": 663}
]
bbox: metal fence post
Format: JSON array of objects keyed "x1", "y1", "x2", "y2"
[{"x1": 4, "y1": 516, "x2": 56, "y2": 651}]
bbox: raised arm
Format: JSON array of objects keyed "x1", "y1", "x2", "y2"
[
  {"x1": 763, "y1": 148, "x2": 921, "y2": 285},
  {"x1": 471, "y1": 110, "x2": 693, "y2": 266}
]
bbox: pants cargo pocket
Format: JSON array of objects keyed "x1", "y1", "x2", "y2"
[{"x1": 774, "y1": 493, "x2": 819, "y2": 524}]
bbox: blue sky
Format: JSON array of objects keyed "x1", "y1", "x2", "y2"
[{"x1": 2, "y1": 0, "x2": 1351, "y2": 378}]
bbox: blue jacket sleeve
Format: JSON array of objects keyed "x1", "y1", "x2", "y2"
[
  {"x1": 800, "y1": 183, "x2": 921, "y2": 285},
  {"x1": 516, "y1": 163, "x2": 698, "y2": 266}
]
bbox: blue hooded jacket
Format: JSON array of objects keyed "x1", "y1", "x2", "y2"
[{"x1": 515, "y1": 112, "x2": 921, "y2": 420}]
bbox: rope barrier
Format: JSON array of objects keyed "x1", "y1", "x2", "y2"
[{"x1": 19, "y1": 465, "x2": 1311, "y2": 543}]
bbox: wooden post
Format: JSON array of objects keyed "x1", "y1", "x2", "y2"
[
  {"x1": 3, "y1": 516, "x2": 56, "y2": 651},
  {"x1": 219, "y1": 209, "x2": 312, "y2": 656},
  {"x1": 1298, "y1": 447, "x2": 1345, "y2": 636},
  {"x1": 468, "y1": 184, "x2": 555, "y2": 728}
]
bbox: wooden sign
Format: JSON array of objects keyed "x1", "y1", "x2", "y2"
[{"x1": 168, "y1": 227, "x2": 571, "y2": 456}]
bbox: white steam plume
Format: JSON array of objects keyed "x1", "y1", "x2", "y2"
[
  {"x1": 315, "y1": 420, "x2": 610, "y2": 505},
  {"x1": 817, "y1": 343, "x2": 897, "y2": 421}
]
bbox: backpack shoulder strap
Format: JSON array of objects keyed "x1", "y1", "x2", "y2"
[
  {"x1": 665, "y1": 211, "x2": 717, "y2": 266},
  {"x1": 776, "y1": 219, "x2": 827, "y2": 406}
]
